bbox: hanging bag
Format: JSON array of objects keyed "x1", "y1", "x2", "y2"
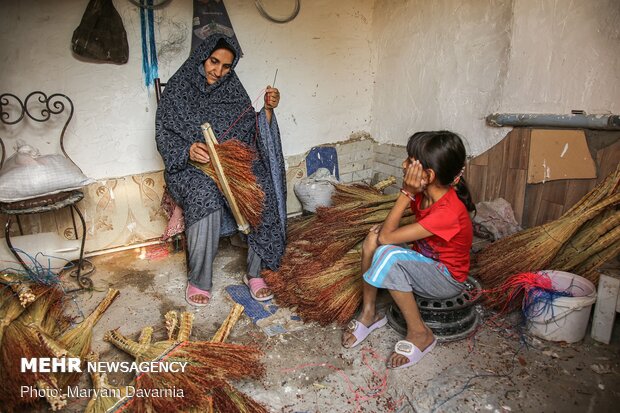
[{"x1": 71, "y1": 0, "x2": 129, "y2": 64}]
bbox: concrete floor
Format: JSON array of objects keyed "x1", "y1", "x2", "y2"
[{"x1": 38, "y1": 241, "x2": 620, "y2": 413}]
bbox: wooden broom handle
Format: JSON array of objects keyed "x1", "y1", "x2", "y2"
[{"x1": 200, "y1": 123, "x2": 251, "y2": 234}]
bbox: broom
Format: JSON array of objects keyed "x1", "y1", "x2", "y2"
[
  {"x1": 52, "y1": 288, "x2": 120, "y2": 388},
  {"x1": 572, "y1": 237, "x2": 620, "y2": 281},
  {"x1": 191, "y1": 138, "x2": 265, "y2": 229},
  {"x1": 84, "y1": 352, "x2": 128, "y2": 413},
  {"x1": 472, "y1": 192, "x2": 620, "y2": 288},
  {"x1": 549, "y1": 210, "x2": 620, "y2": 280},
  {"x1": 105, "y1": 311, "x2": 267, "y2": 413},
  {"x1": 0, "y1": 286, "x2": 67, "y2": 411}
]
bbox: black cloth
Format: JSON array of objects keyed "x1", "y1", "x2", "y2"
[{"x1": 155, "y1": 33, "x2": 286, "y2": 270}]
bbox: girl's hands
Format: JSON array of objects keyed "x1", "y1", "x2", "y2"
[
  {"x1": 189, "y1": 142, "x2": 210, "y2": 163},
  {"x1": 403, "y1": 159, "x2": 427, "y2": 194}
]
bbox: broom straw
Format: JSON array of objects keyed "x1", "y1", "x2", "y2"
[{"x1": 191, "y1": 138, "x2": 264, "y2": 229}]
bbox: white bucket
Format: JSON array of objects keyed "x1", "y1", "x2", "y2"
[{"x1": 526, "y1": 270, "x2": 597, "y2": 343}]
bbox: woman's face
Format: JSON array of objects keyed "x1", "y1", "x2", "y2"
[{"x1": 204, "y1": 48, "x2": 234, "y2": 85}]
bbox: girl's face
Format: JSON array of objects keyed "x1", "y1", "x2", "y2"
[{"x1": 204, "y1": 48, "x2": 234, "y2": 85}]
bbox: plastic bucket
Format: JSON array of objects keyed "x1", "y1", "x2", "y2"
[{"x1": 526, "y1": 271, "x2": 597, "y2": 343}]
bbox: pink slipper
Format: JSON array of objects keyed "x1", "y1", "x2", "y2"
[
  {"x1": 243, "y1": 275, "x2": 274, "y2": 302},
  {"x1": 389, "y1": 338, "x2": 437, "y2": 369},
  {"x1": 343, "y1": 316, "x2": 388, "y2": 348},
  {"x1": 185, "y1": 283, "x2": 211, "y2": 307}
]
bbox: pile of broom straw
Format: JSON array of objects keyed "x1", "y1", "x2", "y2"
[
  {"x1": 473, "y1": 163, "x2": 620, "y2": 289},
  {"x1": 102, "y1": 307, "x2": 267, "y2": 413},
  {"x1": 264, "y1": 177, "x2": 413, "y2": 325},
  {"x1": 0, "y1": 278, "x2": 119, "y2": 412},
  {"x1": 0, "y1": 274, "x2": 268, "y2": 413}
]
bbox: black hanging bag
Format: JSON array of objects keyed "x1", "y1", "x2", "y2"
[{"x1": 71, "y1": 0, "x2": 129, "y2": 64}]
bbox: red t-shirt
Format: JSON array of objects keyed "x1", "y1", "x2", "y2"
[{"x1": 410, "y1": 188, "x2": 473, "y2": 282}]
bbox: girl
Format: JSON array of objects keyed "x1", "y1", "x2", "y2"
[{"x1": 341, "y1": 131, "x2": 475, "y2": 369}]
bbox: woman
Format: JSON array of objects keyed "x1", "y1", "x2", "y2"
[{"x1": 155, "y1": 33, "x2": 287, "y2": 306}]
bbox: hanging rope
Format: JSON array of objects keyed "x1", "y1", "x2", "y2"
[
  {"x1": 254, "y1": 0, "x2": 300, "y2": 24},
  {"x1": 140, "y1": 0, "x2": 159, "y2": 88},
  {"x1": 128, "y1": 0, "x2": 171, "y2": 9}
]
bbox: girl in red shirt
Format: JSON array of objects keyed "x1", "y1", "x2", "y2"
[{"x1": 342, "y1": 131, "x2": 475, "y2": 369}]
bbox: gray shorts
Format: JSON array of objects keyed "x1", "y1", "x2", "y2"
[{"x1": 363, "y1": 245, "x2": 464, "y2": 299}]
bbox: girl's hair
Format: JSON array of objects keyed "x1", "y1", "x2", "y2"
[{"x1": 406, "y1": 131, "x2": 476, "y2": 212}]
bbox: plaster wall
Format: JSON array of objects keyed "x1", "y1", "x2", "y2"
[
  {"x1": 370, "y1": 0, "x2": 620, "y2": 156},
  {"x1": 0, "y1": 0, "x2": 375, "y2": 179}
]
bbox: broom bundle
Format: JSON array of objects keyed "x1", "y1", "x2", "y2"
[
  {"x1": 84, "y1": 352, "x2": 128, "y2": 413},
  {"x1": 0, "y1": 287, "x2": 118, "y2": 411},
  {"x1": 1, "y1": 273, "x2": 51, "y2": 307},
  {"x1": 264, "y1": 178, "x2": 414, "y2": 324},
  {"x1": 0, "y1": 285, "x2": 67, "y2": 410},
  {"x1": 473, "y1": 163, "x2": 620, "y2": 291},
  {"x1": 105, "y1": 311, "x2": 267, "y2": 413},
  {"x1": 191, "y1": 138, "x2": 265, "y2": 229}
]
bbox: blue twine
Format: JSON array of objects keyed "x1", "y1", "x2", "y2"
[
  {"x1": 523, "y1": 287, "x2": 573, "y2": 320},
  {"x1": 140, "y1": 0, "x2": 159, "y2": 88},
  {"x1": 2, "y1": 248, "x2": 86, "y2": 324}
]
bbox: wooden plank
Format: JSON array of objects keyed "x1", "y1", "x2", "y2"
[
  {"x1": 536, "y1": 200, "x2": 564, "y2": 226},
  {"x1": 485, "y1": 138, "x2": 507, "y2": 201},
  {"x1": 507, "y1": 128, "x2": 530, "y2": 170},
  {"x1": 523, "y1": 184, "x2": 544, "y2": 228},
  {"x1": 596, "y1": 138, "x2": 620, "y2": 183},
  {"x1": 563, "y1": 179, "x2": 596, "y2": 215},
  {"x1": 464, "y1": 163, "x2": 487, "y2": 203},
  {"x1": 541, "y1": 180, "x2": 569, "y2": 205},
  {"x1": 504, "y1": 169, "x2": 527, "y2": 225},
  {"x1": 469, "y1": 150, "x2": 489, "y2": 166},
  {"x1": 591, "y1": 270, "x2": 620, "y2": 344},
  {"x1": 201, "y1": 123, "x2": 250, "y2": 234}
]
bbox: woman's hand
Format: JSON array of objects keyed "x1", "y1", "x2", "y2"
[
  {"x1": 403, "y1": 159, "x2": 428, "y2": 194},
  {"x1": 264, "y1": 86, "x2": 280, "y2": 110},
  {"x1": 189, "y1": 142, "x2": 210, "y2": 163}
]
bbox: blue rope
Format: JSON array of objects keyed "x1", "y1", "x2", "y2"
[
  {"x1": 140, "y1": 0, "x2": 159, "y2": 88},
  {"x1": 148, "y1": 1, "x2": 159, "y2": 83}
]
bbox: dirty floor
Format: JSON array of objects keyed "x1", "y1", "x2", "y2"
[{"x1": 28, "y1": 241, "x2": 620, "y2": 413}]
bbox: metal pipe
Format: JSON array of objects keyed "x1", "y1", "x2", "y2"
[{"x1": 486, "y1": 113, "x2": 620, "y2": 130}]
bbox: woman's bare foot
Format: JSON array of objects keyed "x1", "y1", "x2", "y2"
[{"x1": 388, "y1": 326, "x2": 434, "y2": 368}]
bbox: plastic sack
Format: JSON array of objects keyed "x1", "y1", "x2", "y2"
[
  {"x1": 71, "y1": 0, "x2": 129, "y2": 64},
  {"x1": 0, "y1": 143, "x2": 94, "y2": 202},
  {"x1": 293, "y1": 167, "x2": 339, "y2": 213}
]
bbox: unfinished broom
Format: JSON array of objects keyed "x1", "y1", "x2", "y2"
[
  {"x1": 549, "y1": 209, "x2": 620, "y2": 280},
  {"x1": 52, "y1": 288, "x2": 120, "y2": 388},
  {"x1": 191, "y1": 138, "x2": 265, "y2": 229},
  {"x1": 472, "y1": 192, "x2": 620, "y2": 289},
  {"x1": 105, "y1": 311, "x2": 267, "y2": 413},
  {"x1": 0, "y1": 286, "x2": 67, "y2": 411},
  {"x1": 84, "y1": 352, "x2": 128, "y2": 413}
]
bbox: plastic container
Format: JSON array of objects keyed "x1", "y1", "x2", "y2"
[{"x1": 526, "y1": 270, "x2": 597, "y2": 343}]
